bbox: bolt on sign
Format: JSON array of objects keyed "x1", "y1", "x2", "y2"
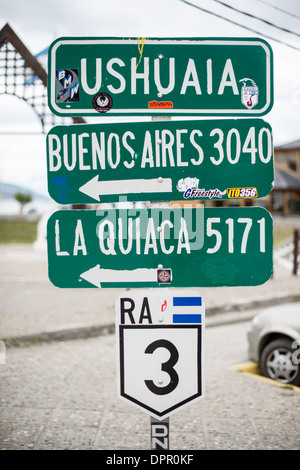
[
  {"x1": 46, "y1": 118, "x2": 273, "y2": 205},
  {"x1": 116, "y1": 290, "x2": 205, "y2": 420},
  {"x1": 47, "y1": 206, "x2": 273, "y2": 289},
  {"x1": 48, "y1": 37, "x2": 273, "y2": 117}
]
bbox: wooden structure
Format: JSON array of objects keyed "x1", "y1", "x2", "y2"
[{"x1": 0, "y1": 23, "x2": 85, "y2": 133}]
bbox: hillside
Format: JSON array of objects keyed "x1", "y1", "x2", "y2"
[{"x1": 0, "y1": 182, "x2": 47, "y2": 200}]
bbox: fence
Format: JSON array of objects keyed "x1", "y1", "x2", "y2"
[{"x1": 293, "y1": 229, "x2": 300, "y2": 275}]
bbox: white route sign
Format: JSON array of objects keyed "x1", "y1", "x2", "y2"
[{"x1": 116, "y1": 289, "x2": 205, "y2": 420}]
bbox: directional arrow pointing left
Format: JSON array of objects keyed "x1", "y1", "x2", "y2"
[
  {"x1": 79, "y1": 176, "x2": 172, "y2": 201},
  {"x1": 80, "y1": 264, "x2": 159, "y2": 288}
]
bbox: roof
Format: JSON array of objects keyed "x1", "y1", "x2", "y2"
[
  {"x1": 0, "y1": 23, "x2": 85, "y2": 126},
  {"x1": 274, "y1": 167, "x2": 300, "y2": 190},
  {"x1": 0, "y1": 23, "x2": 47, "y2": 85},
  {"x1": 275, "y1": 139, "x2": 300, "y2": 151}
]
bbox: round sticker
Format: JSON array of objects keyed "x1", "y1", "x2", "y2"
[
  {"x1": 93, "y1": 93, "x2": 113, "y2": 112},
  {"x1": 157, "y1": 269, "x2": 171, "y2": 284}
]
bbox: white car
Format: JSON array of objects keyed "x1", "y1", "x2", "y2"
[{"x1": 247, "y1": 302, "x2": 300, "y2": 386}]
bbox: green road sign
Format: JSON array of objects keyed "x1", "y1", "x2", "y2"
[
  {"x1": 48, "y1": 37, "x2": 273, "y2": 117},
  {"x1": 47, "y1": 207, "x2": 273, "y2": 288},
  {"x1": 46, "y1": 118, "x2": 273, "y2": 205}
]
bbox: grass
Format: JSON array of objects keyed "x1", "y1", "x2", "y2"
[
  {"x1": 0, "y1": 220, "x2": 38, "y2": 244},
  {"x1": 0, "y1": 218, "x2": 295, "y2": 245}
]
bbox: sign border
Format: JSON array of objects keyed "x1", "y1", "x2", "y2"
[
  {"x1": 46, "y1": 118, "x2": 274, "y2": 204},
  {"x1": 118, "y1": 324, "x2": 203, "y2": 419},
  {"x1": 47, "y1": 207, "x2": 273, "y2": 289},
  {"x1": 48, "y1": 37, "x2": 273, "y2": 117}
]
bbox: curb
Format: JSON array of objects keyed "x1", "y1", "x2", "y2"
[
  {"x1": 3, "y1": 294, "x2": 300, "y2": 348},
  {"x1": 206, "y1": 293, "x2": 300, "y2": 315},
  {"x1": 3, "y1": 324, "x2": 115, "y2": 348}
]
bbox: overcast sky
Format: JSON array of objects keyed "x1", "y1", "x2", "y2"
[{"x1": 0, "y1": 0, "x2": 300, "y2": 197}]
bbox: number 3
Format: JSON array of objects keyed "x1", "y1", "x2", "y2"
[{"x1": 144, "y1": 340, "x2": 179, "y2": 395}]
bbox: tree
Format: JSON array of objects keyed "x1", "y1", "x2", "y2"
[{"x1": 14, "y1": 192, "x2": 32, "y2": 214}]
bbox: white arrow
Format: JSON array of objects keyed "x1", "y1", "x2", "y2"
[
  {"x1": 80, "y1": 264, "x2": 158, "y2": 288},
  {"x1": 79, "y1": 175, "x2": 172, "y2": 201}
]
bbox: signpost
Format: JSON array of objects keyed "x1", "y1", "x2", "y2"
[
  {"x1": 151, "y1": 418, "x2": 170, "y2": 450},
  {"x1": 46, "y1": 118, "x2": 273, "y2": 204},
  {"x1": 46, "y1": 35, "x2": 274, "y2": 450},
  {"x1": 116, "y1": 290, "x2": 205, "y2": 421},
  {"x1": 47, "y1": 206, "x2": 273, "y2": 289},
  {"x1": 48, "y1": 37, "x2": 273, "y2": 117}
]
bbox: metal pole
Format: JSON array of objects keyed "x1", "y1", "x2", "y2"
[
  {"x1": 150, "y1": 417, "x2": 170, "y2": 450},
  {"x1": 149, "y1": 116, "x2": 172, "y2": 451},
  {"x1": 293, "y1": 229, "x2": 299, "y2": 275}
]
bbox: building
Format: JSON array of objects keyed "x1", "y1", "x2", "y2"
[{"x1": 271, "y1": 140, "x2": 300, "y2": 215}]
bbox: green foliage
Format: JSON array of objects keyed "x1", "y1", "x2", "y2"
[{"x1": 14, "y1": 192, "x2": 32, "y2": 213}]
